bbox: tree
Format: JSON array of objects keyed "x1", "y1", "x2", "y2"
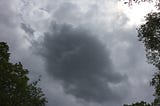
[
  {"x1": 122, "y1": 0, "x2": 160, "y2": 9},
  {"x1": 138, "y1": 12, "x2": 160, "y2": 68},
  {"x1": 124, "y1": 101, "x2": 151, "y2": 106},
  {"x1": 138, "y1": 11, "x2": 160, "y2": 106},
  {"x1": 124, "y1": 12, "x2": 160, "y2": 106},
  {"x1": 0, "y1": 42, "x2": 47, "y2": 106}
]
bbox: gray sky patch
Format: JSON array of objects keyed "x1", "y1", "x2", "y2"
[{"x1": 21, "y1": 23, "x2": 35, "y2": 36}]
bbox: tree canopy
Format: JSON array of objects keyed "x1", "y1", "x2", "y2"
[
  {"x1": 124, "y1": 101, "x2": 151, "y2": 106},
  {"x1": 138, "y1": 12, "x2": 160, "y2": 68},
  {"x1": 138, "y1": 11, "x2": 160, "y2": 106},
  {"x1": 122, "y1": 0, "x2": 160, "y2": 9},
  {"x1": 0, "y1": 42, "x2": 47, "y2": 106},
  {"x1": 124, "y1": 11, "x2": 160, "y2": 106}
]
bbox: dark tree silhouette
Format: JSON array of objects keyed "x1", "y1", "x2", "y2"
[
  {"x1": 0, "y1": 42, "x2": 47, "y2": 106},
  {"x1": 138, "y1": 12, "x2": 160, "y2": 68},
  {"x1": 138, "y1": 12, "x2": 160, "y2": 106},
  {"x1": 124, "y1": 12, "x2": 160, "y2": 106},
  {"x1": 122, "y1": 0, "x2": 160, "y2": 9},
  {"x1": 124, "y1": 101, "x2": 151, "y2": 106}
]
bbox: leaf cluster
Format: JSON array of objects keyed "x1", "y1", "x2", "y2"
[
  {"x1": 124, "y1": 101, "x2": 152, "y2": 106},
  {"x1": 0, "y1": 42, "x2": 47, "y2": 106},
  {"x1": 122, "y1": 0, "x2": 160, "y2": 9},
  {"x1": 124, "y1": 12, "x2": 160, "y2": 106}
]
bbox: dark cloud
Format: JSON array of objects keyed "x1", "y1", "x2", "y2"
[
  {"x1": 38, "y1": 23, "x2": 127, "y2": 103},
  {"x1": 21, "y1": 23, "x2": 35, "y2": 36}
]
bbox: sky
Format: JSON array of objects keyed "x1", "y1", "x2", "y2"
[{"x1": 0, "y1": 0, "x2": 158, "y2": 106}]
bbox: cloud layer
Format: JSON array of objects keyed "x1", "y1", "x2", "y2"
[{"x1": 0, "y1": 0, "x2": 155, "y2": 106}]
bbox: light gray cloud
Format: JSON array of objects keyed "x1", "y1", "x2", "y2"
[
  {"x1": 0, "y1": 0, "x2": 27, "y2": 60},
  {"x1": 106, "y1": 27, "x2": 155, "y2": 104}
]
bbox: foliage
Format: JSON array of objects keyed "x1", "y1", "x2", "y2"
[
  {"x1": 123, "y1": 101, "x2": 152, "y2": 106},
  {"x1": 0, "y1": 42, "x2": 47, "y2": 106},
  {"x1": 138, "y1": 12, "x2": 160, "y2": 68},
  {"x1": 122, "y1": 0, "x2": 160, "y2": 9},
  {"x1": 138, "y1": 12, "x2": 160, "y2": 105},
  {"x1": 124, "y1": 11, "x2": 160, "y2": 106},
  {"x1": 151, "y1": 71, "x2": 160, "y2": 106}
]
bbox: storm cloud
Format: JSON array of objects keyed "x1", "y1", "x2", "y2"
[
  {"x1": 0, "y1": 0, "x2": 155, "y2": 106},
  {"x1": 38, "y1": 23, "x2": 127, "y2": 103}
]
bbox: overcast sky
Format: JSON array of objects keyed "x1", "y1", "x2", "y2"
[{"x1": 0, "y1": 0, "x2": 157, "y2": 106}]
